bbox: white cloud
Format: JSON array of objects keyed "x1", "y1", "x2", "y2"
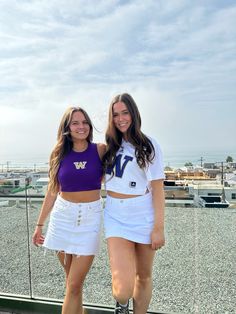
[{"x1": 0, "y1": 1, "x2": 236, "y2": 164}]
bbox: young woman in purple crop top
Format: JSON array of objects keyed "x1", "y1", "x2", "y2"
[{"x1": 32, "y1": 106, "x2": 106, "y2": 314}]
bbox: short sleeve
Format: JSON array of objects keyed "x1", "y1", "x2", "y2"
[{"x1": 145, "y1": 137, "x2": 165, "y2": 181}]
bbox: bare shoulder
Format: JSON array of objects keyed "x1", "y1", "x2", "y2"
[{"x1": 96, "y1": 143, "x2": 107, "y2": 159}]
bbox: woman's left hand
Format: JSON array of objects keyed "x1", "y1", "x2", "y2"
[{"x1": 151, "y1": 228, "x2": 165, "y2": 251}]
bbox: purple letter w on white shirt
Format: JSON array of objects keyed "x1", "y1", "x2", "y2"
[{"x1": 106, "y1": 154, "x2": 133, "y2": 178}]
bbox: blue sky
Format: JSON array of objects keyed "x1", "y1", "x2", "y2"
[{"x1": 0, "y1": 0, "x2": 236, "y2": 165}]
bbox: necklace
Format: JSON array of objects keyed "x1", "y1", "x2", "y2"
[{"x1": 73, "y1": 142, "x2": 88, "y2": 152}]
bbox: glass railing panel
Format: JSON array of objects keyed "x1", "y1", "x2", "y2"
[
  {"x1": 0, "y1": 191, "x2": 31, "y2": 296},
  {"x1": 149, "y1": 207, "x2": 196, "y2": 313},
  {"x1": 28, "y1": 191, "x2": 65, "y2": 300},
  {"x1": 1, "y1": 183, "x2": 235, "y2": 313},
  {"x1": 191, "y1": 207, "x2": 236, "y2": 313},
  {"x1": 29, "y1": 193, "x2": 112, "y2": 302}
]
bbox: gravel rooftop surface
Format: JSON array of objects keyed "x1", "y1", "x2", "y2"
[{"x1": 0, "y1": 199, "x2": 236, "y2": 313}]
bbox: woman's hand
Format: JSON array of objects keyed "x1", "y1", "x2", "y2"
[
  {"x1": 151, "y1": 228, "x2": 165, "y2": 251},
  {"x1": 32, "y1": 227, "x2": 45, "y2": 247},
  {"x1": 150, "y1": 179, "x2": 165, "y2": 251},
  {"x1": 32, "y1": 190, "x2": 57, "y2": 247}
]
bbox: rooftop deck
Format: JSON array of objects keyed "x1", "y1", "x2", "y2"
[{"x1": 0, "y1": 193, "x2": 235, "y2": 313}]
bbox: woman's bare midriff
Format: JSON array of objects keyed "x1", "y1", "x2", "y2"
[
  {"x1": 60, "y1": 190, "x2": 101, "y2": 203},
  {"x1": 107, "y1": 190, "x2": 142, "y2": 199}
]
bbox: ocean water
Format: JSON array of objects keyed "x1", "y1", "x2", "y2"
[
  {"x1": 0, "y1": 150, "x2": 235, "y2": 172},
  {"x1": 164, "y1": 151, "x2": 236, "y2": 168}
]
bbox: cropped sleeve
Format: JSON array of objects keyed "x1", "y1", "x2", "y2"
[{"x1": 145, "y1": 137, "x2": 165, "y2": 181}]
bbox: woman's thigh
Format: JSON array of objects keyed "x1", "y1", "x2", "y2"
[
  {"x1": 107, "y1": 237, "x2": 136, "y2": 284},
  {"x1": 57, "y1": 252, "x2": 72, "y2": 277},
  {"x1": 67, "y1": 255, "x2": 95, "y2": 288},
  {"x1": 135, "y1": 243, "x2": 156, "y2": 278}
]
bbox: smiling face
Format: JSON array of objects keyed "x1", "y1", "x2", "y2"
[
  {"x1": 69, "y1": 111, "x2": 90, "y2": 141},
  {"x1": 112, "y1": 101, "x2": 132, "y2": 138}
]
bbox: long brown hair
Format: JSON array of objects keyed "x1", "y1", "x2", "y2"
[
  {"x1": 103, "y1": 93, "x2": 155, "y2": 172},
  {"x1": 48, "y1": 107, "x2": 93, "y2": 193}
]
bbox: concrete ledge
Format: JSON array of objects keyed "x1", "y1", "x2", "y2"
[
  {"x1": 0, "y1": 294, "x2": 117, "y2": 314},
  {"x1": 0, "y1": 295, "x2": 62, "y2": 314},
  {"x1": 0, "y1": 294, "x2": 170, "y2": 314}
]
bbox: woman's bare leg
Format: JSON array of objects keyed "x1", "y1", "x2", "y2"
[
  {"x1": 133, "y1": 244, "x2": 156, "y2": 314},
  {"x1": 107, "y1": 237, "x2": 136, "y2": 305},
  {"x1": 61, "y1": 255, "x2": 94, "y2": 314},
  {"x1": 57, "y1": 251, "x2": 72, "y2": 283}
]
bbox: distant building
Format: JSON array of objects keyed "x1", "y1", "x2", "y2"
[
  {"x1": 225, "y1": 173, "x2": 236, "y2": 186},
  {"x1": 165, "y1": 167, "x2": 210, "y2": 180},
  {"x1": 203, "y1": 162, "x2": 219, "y2": 169},
  {"x1": 204, "y1": 169, "x2": 222, "y2": 179},
  {"x1": 227, "y1": 162, "x2": 236, "y2": 170}
]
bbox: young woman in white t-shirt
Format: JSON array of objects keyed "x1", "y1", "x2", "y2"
[{"x1": 103, "y1": 93, "x2": 165, "y2": 314}]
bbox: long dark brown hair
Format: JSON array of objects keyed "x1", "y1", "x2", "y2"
[
  {"x1": 48, "y1": 107, "x2": 93, "y2": 193},
  {"x1": 103, "y1": 93, "x2": 155, "y2": 173}
]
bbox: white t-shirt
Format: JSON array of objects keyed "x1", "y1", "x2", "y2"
[{"x1": 105, "y1": 137, "x2": 165, "y2": 195}]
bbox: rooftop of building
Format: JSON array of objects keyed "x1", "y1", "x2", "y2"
[{"x1": 0, "y1": 196, "x2": 235, "y2": 313}]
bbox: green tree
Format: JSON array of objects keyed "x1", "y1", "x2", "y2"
[
  {"x1": 185, "y1": 162, "x2": 193, "y2": 167},
  {"x1": 226, "y1": 156, "x2": 233, "y2": 163}
]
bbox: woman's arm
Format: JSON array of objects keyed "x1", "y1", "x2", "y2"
[
  {"x1": 32, "y1": 189, "x2": 58, "y2": 246},
  {"x1": 97, "y1": 143, "x2": 106, "y2": 160},
  {"x1": 150, "y1": 179, "x2": 165, "y2": 250}
]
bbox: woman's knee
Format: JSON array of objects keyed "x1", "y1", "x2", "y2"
[
  {"x1": 135, "y1": 273, "x2": 152, "y2": 287},
  {"x1": 112, "y1": 276, "x2": 134, "y2": 302},
  {"x1": 66, "y1": 279, "x2": 83, "y2": 296}
]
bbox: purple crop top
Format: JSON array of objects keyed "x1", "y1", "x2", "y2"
[{"x1": 58, "y1": 143, "x2": 103, "y2": 192}]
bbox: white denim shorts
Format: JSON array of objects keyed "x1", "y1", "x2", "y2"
[
  {"x1": 104, "y1": 193, "x2": 154, "y2": 244},
  {"x1": 43, "y1": 195, "x2": 103, "y2": 256}
]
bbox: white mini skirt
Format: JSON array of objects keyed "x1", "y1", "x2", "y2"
[
  {"x1": 43, "y1": 195, "x2": 103, "y2": 256},
  {"x1": 104, "y1": 193, "x2": 154, "y2": 244}
]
